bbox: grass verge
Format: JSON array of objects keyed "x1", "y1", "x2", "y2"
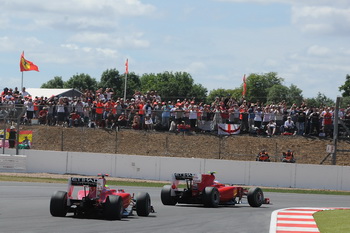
[{"x1": 314, "y1": 209, "x2": 350, "y2": 233}]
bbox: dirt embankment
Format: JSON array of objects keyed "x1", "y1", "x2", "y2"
[{"x1": 20, "y1": 125, "x2": 350, "y2": 166}]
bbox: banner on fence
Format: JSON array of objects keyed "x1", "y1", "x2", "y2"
[
  {"x1": 0, "y1": 130, "x2": 32, "y2": 148},
  {"x1": 218, "y1": 124, "x2": 240, "y2": 135},
  {"x1": 197, "y1": 120, "x2": 212, "y2": 131}
]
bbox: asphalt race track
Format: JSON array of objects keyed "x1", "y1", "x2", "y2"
[{"x1": 1, "y1": 182, "x2": 349, "y2": 233}]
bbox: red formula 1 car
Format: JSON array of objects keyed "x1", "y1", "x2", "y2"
[
  {"x1": 161, "y1": 172, "x2": 270, "y2": 207},
  {"x1": 50, "y1": 174, "x2": 154, "y2": 220}
]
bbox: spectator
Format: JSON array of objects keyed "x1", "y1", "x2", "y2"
[
  {"x1": 21, "y1": 87, "x2": 30, "y2": 97},
  {"x1": 95, "y1": 98, "x2": 104, "y2": 127},
  {"x1": 296, "y1": 109, "x2": 306, "y2": 135},
  {"x1": 117, "y1": 112, "x2": 128, "y2": 128},
  {"x1": 308, "y1": 108, "x2": 320, "y2": 136},
  {"x1": 254, "y1": 107, "x2": 263, "y2": 130},
  {"x1": 8, "y1": 126, "x2": 16, "y2": 148},
  {"x1": 56, "y1": 97, "x2": 66, "y2": 126},
  {"x1": 174, "y1": 103, "x2": 184, "y2": 124},
  {"x1": 248, "y1": 104, "x2": 255, "y2": 132},
  {"x1": 69, "y1": 111, "x2": 82, "y2": 127},
  {"x1": 47, "y1": 102, "x2": 55, "y2": 126},
  {"x1": 132, "y1": 112, "x2": 141, "y2": 130},
  {"x1": 240, "y1": 105, "x2": 249, "y2": 133},
  {"x1": 282, "y1": 150, "x2": 296, "y2": 163},
  {"x1": 189, "y1": 105, "x2": 198, "y2": 129},
  {"x1": 144, "y1": 115, "x2": 153, "y2": 130},
  {"x1": 266, "y1": 120, "x2": 277, "y2": 137},
  {"x1": 161, "y1": 102, "x2": 171, "y2": 129},
  {"x1": 38, "y1": 107, "x2": 48, "y2": 125},
  {"x1": 20, "y1": 136, "x2": 31, "y2": 149},
  {"x1": 24, "y1": 97, "x2": 34, "y2": 125},
  {"x1": 281, "y1": 116, "x2": 295, "y2": 135},
  {"x1": 321, "y1": 107, "x2": 333, "y2": 137}
]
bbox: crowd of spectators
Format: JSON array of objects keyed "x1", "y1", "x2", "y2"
[{"x1": 1, "y1": 86, "x2": 349, "y2": 138}]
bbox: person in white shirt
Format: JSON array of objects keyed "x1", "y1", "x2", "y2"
[{"x1": 281, "y1": 116, "x2": 295, "y2": 134}]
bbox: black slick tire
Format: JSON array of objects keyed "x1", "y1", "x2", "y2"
[
  {"x1": 103, "y1": 195, "x2": 123, "y2": 220},
  {"x1": 50, "y1": 191, "x2": 68, "y2": 217},
  {"x1": 136, "y1": 192, "x2": 151, "y2": 216},
  {"x1": 160, "y1": 185, "x2": 177, "y2": 205},
  {"x1": 247, "y1": 187, "x2": 264, "y2": 207},
  {"x1": 203, "y1": 187, "x2": 220, "y2": 207}
]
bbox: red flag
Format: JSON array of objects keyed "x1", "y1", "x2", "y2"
[
  {"x1": 242, "y1": 74, "x2": 247, "y2": 96},
  {"x1": 125, "y1": 59, "x2": 128, "y2": 74},
  {"x1": 20, "y1": 51, "x2": 39, "y2": 72}
]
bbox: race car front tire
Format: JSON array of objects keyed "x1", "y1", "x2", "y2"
[
  {"x1": 136, "y1": 192, "x2": 151, "y2": 216},
  {"x1": 160, "y1": 185, "x2": 177, "y2": 205},
  {"x1": 50, "y1": 191, "x2": 68, "y2": 217},
  {"x1": 103, "y1": 195, "x2": 123, "y2": 220},
  {"x1": 247, "y1": 187, "x2": 264, "y2": 207},
  {"x1": 203, "y1": 187, "x2": 220, "y2": 207}
]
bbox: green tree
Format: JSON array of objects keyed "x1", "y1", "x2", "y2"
[
  {"x1": 98, "y1": 68, "x2": 142, "y2": 99},
  {"x1": 305, "y1": 92, "x2": 335, "y2": 108},
  {"x1": 41, "y1": 76, "x2": 65, "y2": 88},
  {"x1": 340, "y1": 96, "x2": 350, "y2": 108},
  {"x1": 266, "y1": 85, "x2": 289, "y2": 104},
  {"x1": 246, "y1": 72, "x2": 284, "y2": 104},
  {"x1": 286, "y1": 84, "x2": 304, "y2": 106},
  {"x1": 140, "y1": 71, "x2": 207, "y2": 101},
  {"x1": 64, "y1": 73, "x2": 97, "y2": 91},
  {"x1": 207, "y1": 88, "x2": 237, "y2": 103},
  {"x1": 339, "y1": 74, "x2": 350, "y2": 97}
]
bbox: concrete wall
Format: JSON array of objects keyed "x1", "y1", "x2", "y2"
[{"x1": 1, "y1": 149, "x2": 350, "y2": 191}]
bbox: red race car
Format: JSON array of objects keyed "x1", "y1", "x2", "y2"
[
  {"x1": 50, "y1": 174, "x2": 154, "y2": 220},
  {"x1": 161, "y1": 172, "x2": 270, "y2": 207}
]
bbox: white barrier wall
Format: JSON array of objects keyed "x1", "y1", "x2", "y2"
[{"x1": 2, "y1": 149, "x2": 350, "y2": 191}]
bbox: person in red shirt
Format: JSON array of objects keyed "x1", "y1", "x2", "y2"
[
  {"x1": 322, "y1": 108, "x2": 333, "y2": 137},
  {"x1": 95, "y1": 99, "x2": 104, "y2": 127},
  {"x1": 69, "y1": 111, "x2": 81, "y2": 127},
  {"x1": 38, "y1": 107, "x2": 48, "y2": 125}
]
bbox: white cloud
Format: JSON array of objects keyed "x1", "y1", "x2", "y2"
[
  {"x1": 1, "y1": 0, "x2": 156, "y2": 31},
  {"x1": 184, "y1": 62, "x2": 207, "y2": 74},
  {"x1": 307, "y1": 45, "x2": 331, "y2": 56},
  {"x1": 292, "y1": 6, "x2": 350, "y2": 35}
]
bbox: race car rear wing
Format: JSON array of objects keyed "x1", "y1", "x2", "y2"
[
  {"x1": 69, "y1": 177, "x2": 99, "y2": 186},
  {"x1": 173, "y1": 173, "x2": 196, "y2": 180}
]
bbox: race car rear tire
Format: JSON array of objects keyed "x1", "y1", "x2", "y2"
[
  {"x1": 203, "y1": 187, "x2": 220, "y2": 207},
  {"x1": 247, "y1": 187, "x2": 264, "y2": 207},
  {"x1": 103, "y1": 195, "x2": 123, "y2": 220},
  {"x1": 50, "y1": 191, "x2": 68, "y2": 217},
  {"x1": 136, "y1": 192, "x2": 151, "y2": 216},
  {"x1": 161, "y1": 185, "x2": 177, "y2": 205}
]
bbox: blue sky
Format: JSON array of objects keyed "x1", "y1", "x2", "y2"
[{"x1": 1, "y1": 0, "x2": 349, "y2": 100}]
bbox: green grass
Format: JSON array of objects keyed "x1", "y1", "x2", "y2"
[{"x1": 314, "y1": 209, "x2": 350, "y2": 233}]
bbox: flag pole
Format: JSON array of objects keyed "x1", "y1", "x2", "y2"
[
  {"x1": 21, "y1": 72, "x2": 24, "y2": 91},
  {"x1": 123, "y1": 59, "x2": 128, "y2": 101},
  {"x1": 124, "y1": 72, "x2": 127, "y2": 101}
]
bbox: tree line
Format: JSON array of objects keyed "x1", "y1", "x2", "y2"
[{"x1": 41, "y1": 69, "x2": 350, "y2": 107}]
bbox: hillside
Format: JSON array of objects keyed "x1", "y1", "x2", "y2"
[{"x1": 23, "y1": 125, "x2": 350, "y2": 166}]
